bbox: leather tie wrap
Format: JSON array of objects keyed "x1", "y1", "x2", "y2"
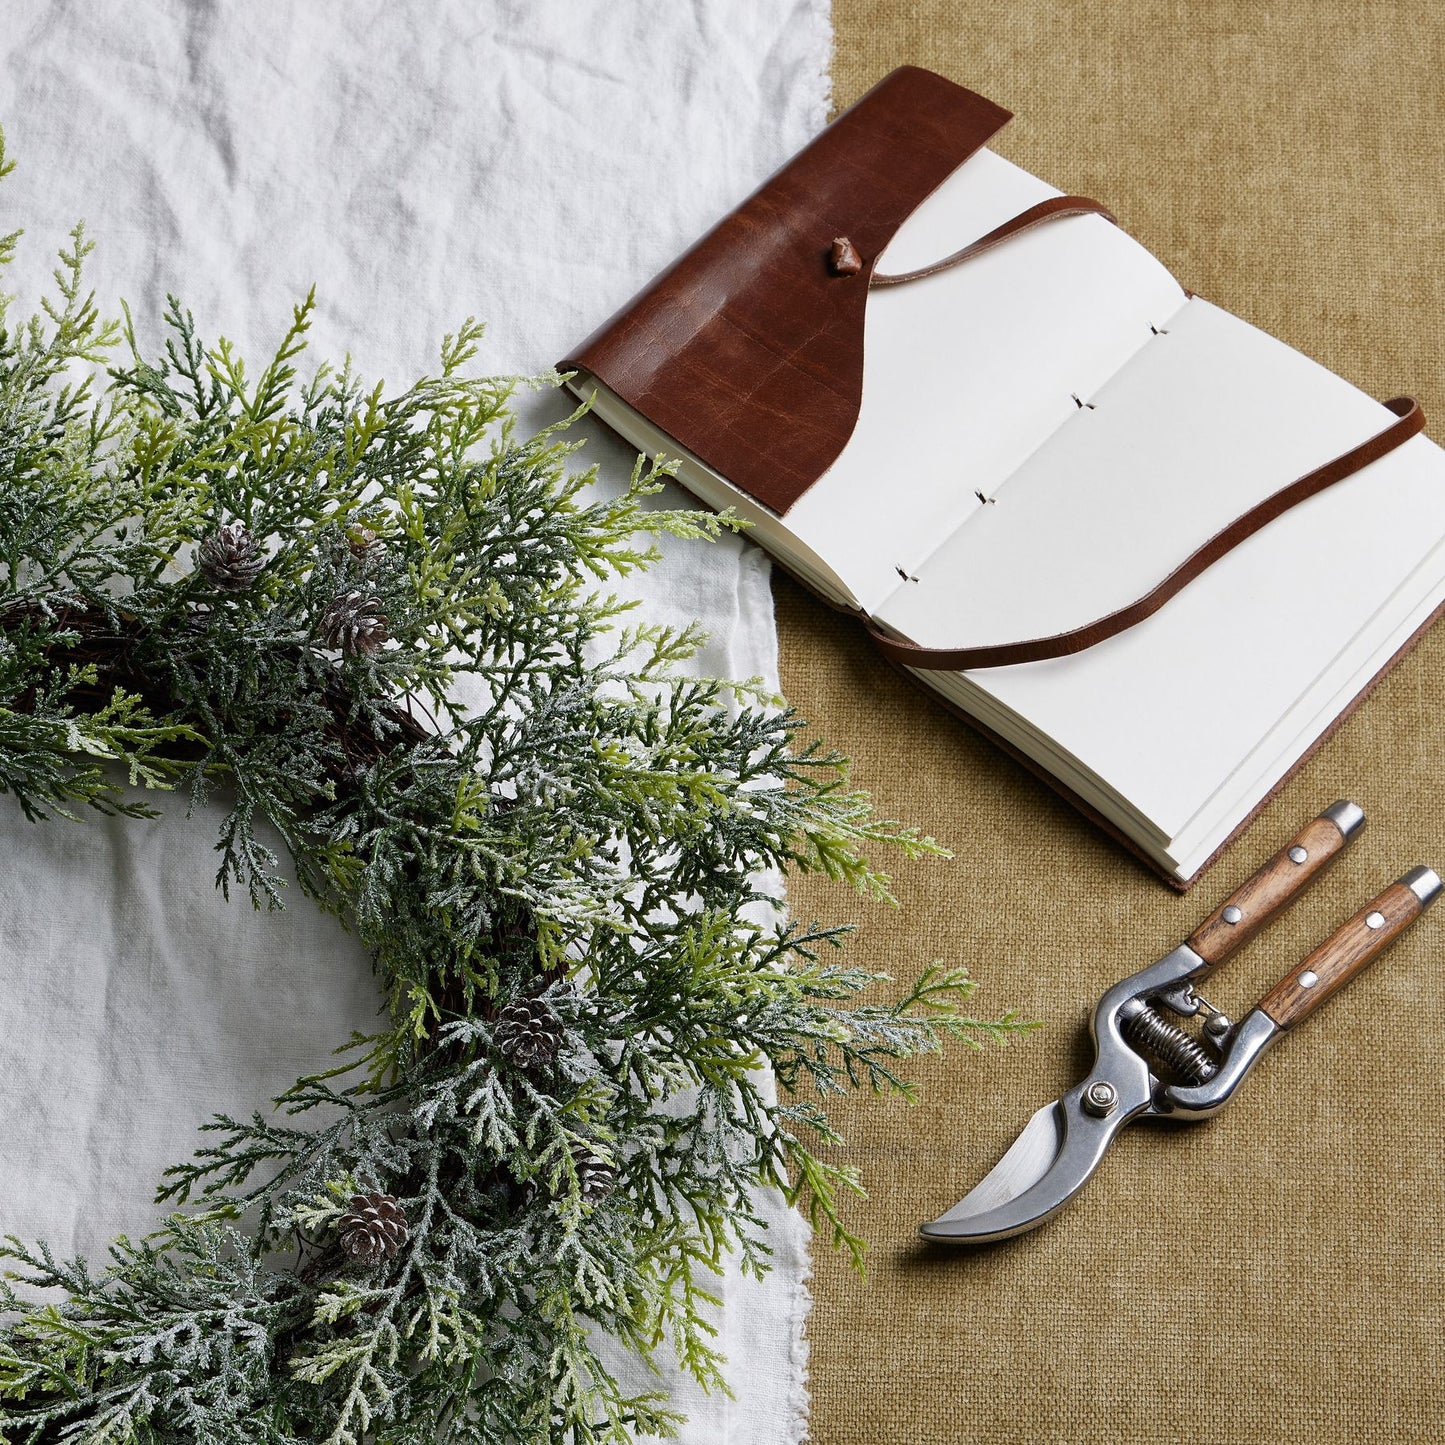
[
  {"x1": 867, "y1": 395, "x2": 1425, "y2": 671},
  {"x1": 870, "y1": 195, "x2": 1119, "y2": 287}
]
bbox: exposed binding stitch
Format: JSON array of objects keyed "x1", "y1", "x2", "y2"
[{"x1": 864, "y1": 395, "x2": 1424, "y2": 672}]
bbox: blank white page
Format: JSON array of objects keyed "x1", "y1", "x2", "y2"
[
  {"x1": 1168, "y1": 521, "x2": 1445, "y2": 872},
  {"x1": 876, "y1": 297, "x2": 1402, "y2": 646},
  {"x1": 784, "y1": 148, "x2": 1187, "y2": 615},
  {"x1": 944, "y1": 391, "x2": 1445, "y2": 837}
]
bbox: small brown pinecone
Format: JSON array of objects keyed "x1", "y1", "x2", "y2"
[
  {"x1": 317, "y1": 588, "x2": 389, "y2": 655},
  {"x1": 495, "y1": 994, "x2": 565, "y2": 1071},
  {"x1": 198, "y1": 521, "x2": 264, "y2": 591},
  {"x1": 338, "y1": 1191, "x2": 409, "y2": 1265},
  {"x1": 575, "y1": 1147, "x2": 617, "y2": 1206},
  {"x1": 346, "y1": 525, "x2": 382, "y2": 561},
  {"x1": 509, "y1": 1146, "x2": 615, "y2": 1212}
]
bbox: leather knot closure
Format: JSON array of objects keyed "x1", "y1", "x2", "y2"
[{"x1": 828, "y1": 236, "x2": 863, "y2": 275}]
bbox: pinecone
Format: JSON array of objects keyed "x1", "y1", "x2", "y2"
[
  {"x1": 346, "y1": 525, "x2": 382, "y2": 561},
  {"x1": 338, "y1": 1191, "x2": 409, "y2": 1265},
  {"x1": 509, "y1": 1145, "x2": 615, "y2": 1212},
  {"x1": 574, "y1": 1147, "x2": 617, "y2": 1206},
  {"x1": 198, "y1": 521, "x2": 264, "y2": 591},
  {"x1": 317, "y1": 588, "x2": 389, "y2": 655},
  {"x1": 495, "y1": 993, "x2": 565, "y2": 1071}
]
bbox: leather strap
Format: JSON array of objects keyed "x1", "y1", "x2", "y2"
[
  {"x1": 870, "y1": 195, "x2": 1118, "y2": 288},
  {"x1": 867, "y1": 395, "x2": 1425, "y2": 671}
]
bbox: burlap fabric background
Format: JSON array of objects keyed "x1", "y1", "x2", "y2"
[{"x1": 786, "y1": 4, "x2": 1445, "y2": 1441}]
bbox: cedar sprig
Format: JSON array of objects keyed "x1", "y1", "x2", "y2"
[{"x1": 0, "y1": 133, "x2": 1030, "y2": 1445}]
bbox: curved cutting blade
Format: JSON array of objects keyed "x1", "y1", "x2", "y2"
[
  {"x1": 920, "y1": 1077, "x2": 1148, "y2": 1244},
  {"x1": 927, "y1": 1101, "x2": 1064, "y2": 1224}
]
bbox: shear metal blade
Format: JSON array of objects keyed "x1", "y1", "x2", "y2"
[
  {"x1": 920, "y1": 1077, "x2": 1147, "y2": 1244},
  {"x1": 926, "y1": 1101, "x2": 1064, "y2": 1224}
]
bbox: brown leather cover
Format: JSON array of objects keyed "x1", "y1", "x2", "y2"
[{"x1": 558, "y1": 67, "x2": 1010, "y2": 515}]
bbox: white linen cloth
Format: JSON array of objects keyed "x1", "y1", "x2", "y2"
[{"x1": 0, "y1": 4, "x2": 830, "y2": 1439}]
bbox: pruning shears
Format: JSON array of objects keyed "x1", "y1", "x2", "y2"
[{"x1": 921, "y1": 801, "x2": 1439, "y2": 1244}]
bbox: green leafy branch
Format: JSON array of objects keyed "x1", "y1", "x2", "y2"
[{"x1": 0, "y1": 141, "x2": 1026, "y2": 1445}]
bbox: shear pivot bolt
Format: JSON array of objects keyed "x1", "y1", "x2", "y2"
[
  {"x1": 1288, "y1": 845, "x2": 1308, "y2": 864},
  {"x1": 1083, "y1": 1081, "x2": 1118, "y2": 1117},
  {"x1": 1222, "y1": 905, "x2": 1243, "y2": 925}
]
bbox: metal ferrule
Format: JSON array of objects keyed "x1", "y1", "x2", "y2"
[
  {"x1": 1402, "y1": 865, "x2": 1443, "y2": 907},
  {"x1": 1156, "y1": 1009, "x2": 1281, "y2": 1119},
  {"x1": 1321, "y1": 800, "x2": 1366, "y2": 838}
]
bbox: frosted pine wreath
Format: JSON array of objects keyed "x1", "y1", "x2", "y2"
[{"x1": 0, "y1": 140, "x2": 1020, "y2": 1445}]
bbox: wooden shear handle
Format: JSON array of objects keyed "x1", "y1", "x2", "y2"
[
  {"x1": 1258, "y1": 869, "x2": 1441, "y2": 1029},
  {"x1": 1188, "y1": 802, "x2": 1365, "y2": 970}
]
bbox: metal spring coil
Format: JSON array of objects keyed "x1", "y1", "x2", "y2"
[{"x1": 1122, "y1": 1004, "x2": 1218, "y2": 1085}]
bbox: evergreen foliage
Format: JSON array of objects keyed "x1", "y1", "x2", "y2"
[{"x1": 0, "y1": 129, "x2": 1025, "y2": 1443}]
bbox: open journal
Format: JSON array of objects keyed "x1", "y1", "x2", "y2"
[{"x1": 559, "y1": 67, "x2": 1445, "y2": 887}]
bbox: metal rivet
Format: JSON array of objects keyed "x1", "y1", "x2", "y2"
[
  {"x1": 1082, "y1": 1081, "x2": 1118, "y2": 1117},
  {"x1": 1366, "y1": 911, "x2": 1385, "y2": 930},
  {"x1": 1222, "y1": 905, "x2": 1243, "y2": 925},
  {"x1": 1288, "y1": 845, "x2": 1308, "y2": 864},
  {"x1": 1298, "y1": 969, "x2": 1319, "y2": 989},
  {"x1": 1205, "y1": 1013, "x2": 1231, "y2": 1037}
]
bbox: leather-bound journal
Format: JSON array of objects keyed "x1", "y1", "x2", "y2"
[{"x1": 559, "y1": 66, "x2": 1445, "y2": 888}]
